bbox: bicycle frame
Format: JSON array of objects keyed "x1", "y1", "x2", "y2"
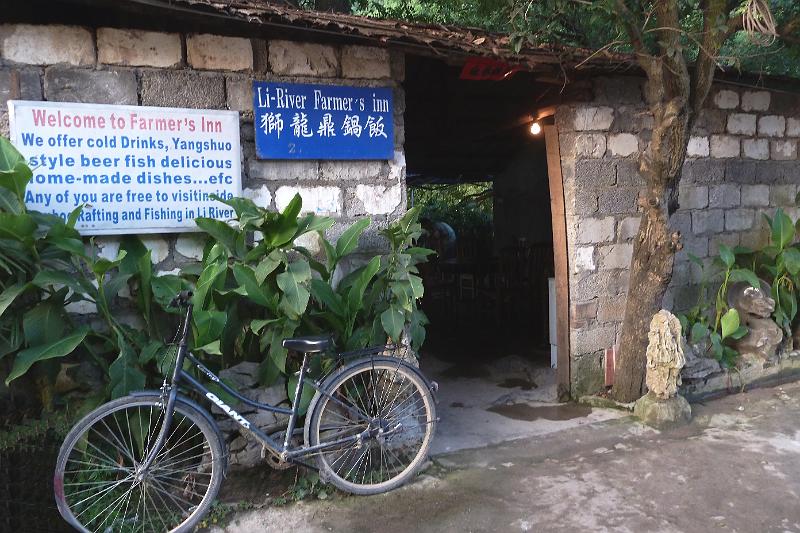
[{"x1": 138, "y1": 303, "x2": 372, "y2": 473}]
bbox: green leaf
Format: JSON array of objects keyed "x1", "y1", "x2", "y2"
[
  {"x1": 728, "y1": 268, "x2": 761, "y2": 289},
  {"x1": 720, "y1": 308, "x2": 740, "y2": 340},
  {"x1": 23, "y1": 301, "x2": 66, "y2": 347},
  {"x1": 255, "y1": 250, "x2": 283, "y2": 284},
  {"x1": 138, "y1": 340, "x2": 165, "y2": 365},
  {"x1": 782, "y1": 247, "x2": 800, "y2": 276},
  {"x1": 718, "y1": 244, "x2": 735, "y2": 269},
  {"x1": 408, "y1": 274, "x2": 424, "y2": 299},
  {"x1": 690, "y1": 322, "x2": 709, "y2": 343},
  {"x1": 107, "y1": 339, "x2": 147, "y2": 399},
  {"x1": 91, "y1": 249, "x2": 127, "y2": 277},
  {"x1": 195, "y1": 340, "x2": 222, "y2": 356},
  {"x1": 277, "y1": 261, "x2": 312, "y2": 317},
  {"x1": 0, "y1": 282, "x2": 31, "y2": 318},
  {"x1": 150, "y1": 274, "x2": 188, "y2": 310},
  {"x1": 195, "y1": 218, "x2": 244, "y2": 259},
  {"x1": 380, "y1": 305, "x2": 405, "y2": 342},
  {"x1": 770, "y1": 208, "x2": 795, "y2": 250},
  {"x1": 309, "y1": 279, "x2": 346, "y2": 316},
  {"x1": 5, "y1": 327, "x2": 89, "y2": 385},
  {"x1": 729, "y1": 325, "x2": 749, "y2": 340},
  {"x1": 336, "y1": 218, "x2": 370, "y2": 258},
  {"x1": 233, "y1": 263, "x2": 275, "y2": 309},
  {"x1": 193, "y1": 309, "x2": 227, "y2": 347},
  {"x1": 0, "y1": 213, "x2": 36, "y2": 242},
  {"x1": 0, "y1": 187, "x2": 23, "y2": 214},
  {"x1": 194, "y1": 259, "x2": 227, "y2": 309},
  {"x1": 346, "y1": 256, "x2": 381, "y2": 321}
]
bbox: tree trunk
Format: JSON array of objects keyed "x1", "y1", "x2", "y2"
[
  {"x1": 611, "y1": 186, "x2": 679, "y2": 401},
  {"x1": 612, "y1": 94, "x2": 690, "y2": 402}
]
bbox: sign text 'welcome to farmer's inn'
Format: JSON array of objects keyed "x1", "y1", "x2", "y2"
[
  {"x1": 8, "y1": 100, "x2": 242, "y2": 235},
  {"x1": 253, "y1": 81, "x2": 394, "y2": 160}
]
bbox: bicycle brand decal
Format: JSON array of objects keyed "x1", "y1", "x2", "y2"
[{"x1": 205, "y1": 392, "x2": 251, "y2": 429}]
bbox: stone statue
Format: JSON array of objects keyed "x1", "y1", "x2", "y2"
[
  {"x1": 645, "y1": 309, "x2": 686, "y2": 400},
  {"x1": 634, "y1": 310, "x2": 692, "y2": 429},
  {"x1": 727, "y1": 281, "x2": 783, "y2": 360}
]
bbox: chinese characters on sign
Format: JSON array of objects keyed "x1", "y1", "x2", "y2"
[
  {"x1": 253, "y1": 82, "x2": 394, "y2": 160},
  {"x1": 8, "y1": 100, "x2": 242, "y2": 235}
]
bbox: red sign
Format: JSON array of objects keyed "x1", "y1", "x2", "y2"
[{"x1": 459, "y1": 57, "x2": 524, "y2": 81}]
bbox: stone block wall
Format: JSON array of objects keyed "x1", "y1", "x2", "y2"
[
  {"x1": 557, "y1": 77, "x2": 800, "y2": 397},
  {"x1": 0, "y1": 24, "x2": 406, "y2": 283}
]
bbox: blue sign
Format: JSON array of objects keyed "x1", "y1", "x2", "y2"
[{"x1": 253, "y1": 82, "x2": 394, "y2": 160}]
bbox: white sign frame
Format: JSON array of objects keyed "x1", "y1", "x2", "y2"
[{"x1": 8, "y1": 100, "x2": 243, "y2": 236}]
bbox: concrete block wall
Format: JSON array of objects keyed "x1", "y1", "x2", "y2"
[
  {"x1": 556, "y1": 76, "x2": 800, "y2": 397},
  {"x1": 0, "y1": 24, "x2": 407, "y2": 285}
]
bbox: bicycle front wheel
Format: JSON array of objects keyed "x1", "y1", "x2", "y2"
[
  {"x1": 305, "y1": 358, "x2": 436, "y2": 495},
  {"x1": 54, "y1": 394, "x2": 225, "y2": 533}
]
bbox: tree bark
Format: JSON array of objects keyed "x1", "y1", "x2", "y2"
[{"x1": 611, "y1": 0, "x2": 730, "y2": 402}]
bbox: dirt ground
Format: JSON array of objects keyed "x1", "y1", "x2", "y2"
[{"x1": 210, "y1": 381, "x2": 800, "y2": 533}]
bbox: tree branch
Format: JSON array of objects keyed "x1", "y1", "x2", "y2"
[{"x1": 691, "y1": 0, "x2": 730, "y2": 116}]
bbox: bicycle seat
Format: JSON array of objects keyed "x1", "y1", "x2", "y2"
[{"x1": 282, "y1": 335, "x2": 332, "y2": 353}]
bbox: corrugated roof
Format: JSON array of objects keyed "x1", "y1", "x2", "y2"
[{"x1": 160, "y1": 0, "x2": 635, "y2": 72}]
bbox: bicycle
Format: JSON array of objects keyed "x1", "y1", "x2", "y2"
[{"x1": 54, "y1": 291, "x2": 437, "y2": 532}]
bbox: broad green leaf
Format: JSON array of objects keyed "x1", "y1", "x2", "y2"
[
  {"x1": 138, "y1": 340, "x2": 165, "y2": 365},
  {"x1": 33, "y1": 269, "x2": 94, "y2": 297},
  {"x1": 718, "y1": 244, "x2": 734, "y2": 269},
  {"x1": 255, "y1": 250, "x2": 283, "y2": 284},
  {"x1": 5, "y1": 327, "x2": 89, "y2": 385},
  {"x1": 0, "y1": 213, "x2": 36, "y2": 242},
  {"x1": 210, "y1": 194, "x2": 261, "y2": 219},
  {"x1": 91, "y1": 249, "x2": 127, "y2": 277},
  {"x1": 107, "y1": 340, "x2": 147, "y2": 399},
  {"x1": 233, "y1": 263, "x2": 275, "y2": 309},
  {"x1": 23, "y1": 301, "x2": 66, "y2": 347},
  {"x1": 194, "y1": 259, "x2": 227, "y2": 309},
  {"x1": 193, "y1": 309, "x2": 227, "y2": 347},
  {"x1": 690, "y1": 322, "x2": 709, "y2": 343},
  {"x1": 319, "y1": 232, "x2": 337, "y2": 272},
  {"x1": 0, "y1": 187, "x2": 23, "y2": 214},
  {"x1": 195, "y1": 218, "x2": 244, "y2": 258},
  {"x1": 336, "y1": 218, "x2": 370, "y2": 259},
  {"x1": 309, "y1": 279, "x2": 345, "y2": 316},
  {"x1": 729, "y1": 268, "x2": 761, "y2": 289},
  {"x1": 729, "y1": 325, "x2": 749, "y2": 340},
  {"x1": 195, "y1": 340, "x2": 222, "y2": 356},
  {"x1": 0, "y1": 282, "x2": 31, "y2": 318},
  {"x1": 150, "y1": 274, "x2": 187, "y2": 310},
  {"x1": 770, "y1": 208, "x2": 795, "y2": 250},
  {"x1": 67, "y1": 205, "x2": 83, "y2": 228},
  {"x1": 346, "y1": 256, "x2": 381, "y2": 320},
  {"x1": 720, "y1": 308, "x2": 740, "y2": 340},
  {"x1": 782, "y1": 247, "x2": 800, "y2": 276},
  {"x1": 380, "y1": 305, "x2": 405, "y2": 342},
  {"x1": 277, "y1": 261, "x2": 312, "y2": 317},
  {"x1": 251, "y1": 318, "x2": 280, "y2": 335},
  {"x1": 408, "y1": 274, "x2": 424, "y2": 298}
]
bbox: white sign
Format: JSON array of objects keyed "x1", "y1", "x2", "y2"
[{"x1": 8, "y1": 100, "x2": 242, "y2": 235}]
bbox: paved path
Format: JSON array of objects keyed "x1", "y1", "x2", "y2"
[{"x1": 213, "y1": 382, "x2": 800, "y2": 533}]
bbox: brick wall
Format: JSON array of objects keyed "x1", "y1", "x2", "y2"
[
  {"x1": 0, "y1": 24, "x2": 406, "y2": 286},
  {"x1": 557, "y1": 76, "x2": 800, "y2": 397}
]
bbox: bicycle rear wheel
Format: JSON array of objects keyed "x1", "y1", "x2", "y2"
[
  {"x1": 54, "y1": 394, "x2": 224, "y2": 532},
  {"x1": 305, "y1": 357, "x2": 436, "y2": 495}
]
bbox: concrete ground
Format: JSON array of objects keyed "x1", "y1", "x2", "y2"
[
  {"x1": 212, "y1": 381, "x2": 800, "y2": 533},
  {"x1": 422, "y1": 354, "x2": 625, "y2": 454}
]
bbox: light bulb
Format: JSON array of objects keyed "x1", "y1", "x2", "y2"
[{"x1": 530, "y1": 122, "x2": 542, "y2": 135}]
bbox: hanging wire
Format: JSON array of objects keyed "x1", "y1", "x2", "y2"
[{"x1": 743, "y1": 0, "x2": 778, "y2": 46}]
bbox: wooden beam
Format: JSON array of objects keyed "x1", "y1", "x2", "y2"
[{"x1": 543, "y1": 124, "x2": 571, "y2": 401}]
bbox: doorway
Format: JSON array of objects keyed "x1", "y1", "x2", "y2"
[{"x1": 403, "y1": 54, "x2": 581, "y2": 453}]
